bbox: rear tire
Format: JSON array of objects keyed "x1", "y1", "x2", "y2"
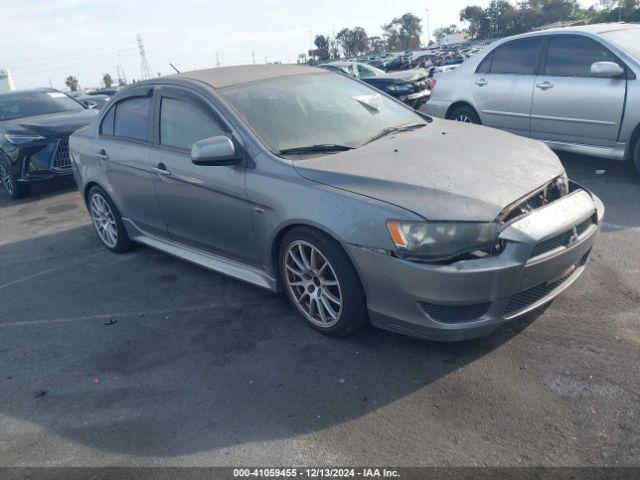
[
  {"x1": 87, "y1": 185, "x2": 134, "y2": 253},
  {"x1": 632, "y1": 137, "x2": 640, "y2": 177},
  {"x1": 448, "y1": 105, "x2": 481, "y2": 125},
  {"x1": 0, "y1": 159, "x2": 31, "y2": 199},
  {"x1": 279, "y1": 227, "x2": 367, "y2": 337}
]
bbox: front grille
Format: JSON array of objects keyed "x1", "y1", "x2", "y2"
[
  {"x1": 53, "y1": 133, "x2": 71, "y2": 169},
  {"x1": 421, "y1": 302, "x2": 491, "y2": 323},
  {"x1": 504, "y1": 266, "x2": 577, "y2": 316},
  {"x1": 530, "y1": 215, "x2": 595, "y2": 258}
]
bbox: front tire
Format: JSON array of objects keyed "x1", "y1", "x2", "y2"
[
  {"x1": 448, "y1": 105, "x2": 481, "y2": 125},
  {"x1": 280, "y1": 227, "x2": 367, "y2": 337},
  {"x1": 0, "y1": 159, "x2": 31, "y2": 199},
  {"x1": 87, "y1": 186, "x2": 133, "y2": 253}
]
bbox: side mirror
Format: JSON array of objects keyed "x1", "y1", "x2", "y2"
[
  {"x1": 191, "y1": 135, "x2": 240, "y2": 166},
  {"x1": 84, "y1": 100, "x2": 97, "y2": 109},
  {"x1": 590, "y1": 61, "x2": 624, "y2": 78}
]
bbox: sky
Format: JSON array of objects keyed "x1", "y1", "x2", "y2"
[{"x1": 1, "y1": 0, "x2": 600, "y2": 90}]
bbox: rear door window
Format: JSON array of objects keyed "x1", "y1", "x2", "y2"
[
  {"x1": 99, "y1": 106, "x2": 115, "y2": 136},
  {"x1": 490, "y1": 38, "x2": 544, "y2": 75},
  {"x1": 113, "y1": 96, "x2": 150, "y2": 141}
]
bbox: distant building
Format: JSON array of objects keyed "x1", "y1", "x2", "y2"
[
  {"x1": 0, "y1": 69, "x2": 15, "y2": 93},
  {"x1": 438, "y1": 33, "x2": 469, "y2": 46}
]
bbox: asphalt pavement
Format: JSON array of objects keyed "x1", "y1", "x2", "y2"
[{"x1": 0, "y1": 154, "x2": 638, "y2": 466}]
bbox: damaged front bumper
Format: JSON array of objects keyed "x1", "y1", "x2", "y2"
[{"x1": 348, "y1": 187, "x2": 604, "y2": 341}]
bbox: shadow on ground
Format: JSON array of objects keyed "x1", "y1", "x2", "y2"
[
  {"x1": 0, "y1": 225, "x2": 539, "y2": 457},
  {"x1": 0, "y1": 177, "x2": 77, "y2": 209}
]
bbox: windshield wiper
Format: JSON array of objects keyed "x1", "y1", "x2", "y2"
[
  {"x1": 278, "y1": 144, "x2": 355, "y2": 155},
  {"x1": 363, "y1": 123, "x2": 427, "y2": 146}
]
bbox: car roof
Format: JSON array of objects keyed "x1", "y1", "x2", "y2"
[
  {"x1": 169, "y1": 64, "x2": 323, "y2": 89},
  {"x1": 541, "y1": 22, "x2": 640, "y2": 35},
  {"x1": 0, "y1": 87, "x2": 59, "y2": 98},
  {"x1": 503, "y1": 22, "x2": 640, "y2": 41}
]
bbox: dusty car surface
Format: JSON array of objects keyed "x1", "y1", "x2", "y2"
[
  {"x1": 427, "y1": 23, "x2": 640, "y2": 174},
  {"x1": 70, "y1": 64, "x2": 603, "y2": 340}
]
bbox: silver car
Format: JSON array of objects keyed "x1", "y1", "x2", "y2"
[
  {"x1": 69, "y1": 65, "x2": 603, "y2": 341},
  {"x1": 427, "y1": 23, "x2": 640, "y2": 175}
]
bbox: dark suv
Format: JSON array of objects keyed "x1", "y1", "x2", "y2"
[{"x1": 0, "y1": 88, "x2": 98, "y2": 198}]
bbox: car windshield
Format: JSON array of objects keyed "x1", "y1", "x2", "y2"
[
  {"x1": 0, "y1": 91, "x2": 84, "y2": 121},
  {"x1": 601, "y1": 29, "x2": 640, "y2": 62},
  {"x1": 219, "y1": 72, "x2": 424, "y2": 155}
]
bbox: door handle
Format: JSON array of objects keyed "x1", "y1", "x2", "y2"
[
  {"x1": 96, "y1": 149, "x2": 109, "y2": 160},
  {"x1": 536, "y1": 81, "x2": 554, "y2": 90},
  {"x1": 475, "y1": 79, "x2": 488, "y2": 87},
  {"x1": 151, "y1": 163, "x2": 171, "y2": 175}
]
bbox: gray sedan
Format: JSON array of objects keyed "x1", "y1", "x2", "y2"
[
  {"x1": 427, "y1": 23, "x2": 640, "y2": 175},
  {"x1": 69, "y1": 65, "x2": 603, "y2": 341}
]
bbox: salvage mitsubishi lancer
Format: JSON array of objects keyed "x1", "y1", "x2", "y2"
[{"x1": 69, "y1": 64, "x2": 604, "y2": 340}]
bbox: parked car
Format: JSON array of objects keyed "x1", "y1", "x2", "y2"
[
  {"x1": 70, "y1": 65, "x2": 603, "y2": 340},
  {"x1": 73, "y1": 93, "x2": 111, "y2": 110},
  {"x1": 320, "y1": 61, "x2": 432, "y2": 109},
  {"x1": 0, "y1": 88, "x2": 98, "y2": 198},
  {"x1": 427, "y1": 23, "x2": 640, "y2": 174}
]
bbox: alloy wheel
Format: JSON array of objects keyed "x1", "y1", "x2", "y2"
[
  {"x1": 0, "y1": 163, "x2": 14, "y2": 194},
  {"x1": 90, "y1": 193, "x2": 118, "y2": 248},
  {"x1": 455, "y1": 114, "x2": 471, "y2": 123},
  {"x1": 283, "y1": 240, "x2": 343, "y2": 328}
]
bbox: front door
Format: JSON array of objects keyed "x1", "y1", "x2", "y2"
[
  {"x1": 471, "y1": 37, "x2": 544, "y2": 137},
  {"x1": 149, "y1": 87, "x2": 259, "y2": 267},
  {"x1": 531, "y1": 35, "x2": 627, "y2": 148}
]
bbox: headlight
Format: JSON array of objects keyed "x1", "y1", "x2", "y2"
[
  {"x1": 4, "y1": 134, "x2": 47, "y2": 145},
  {"x1": 386, "y1": 220, "x2": 501, "y2": 262}
]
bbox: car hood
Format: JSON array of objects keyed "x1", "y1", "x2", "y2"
[
  {"x1": 2, "y1": 109, "x2": 98, "y2": 135},
  {"x1": 293, "y1": 119, "x2": 564, "y2": 222}
]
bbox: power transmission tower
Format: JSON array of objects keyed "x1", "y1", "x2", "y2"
[
  {"x1": 137, "y1": 34, "x2": 153, "y2": 80},
  {"x1": 118, "y1": 55, "x2": 128, "y2": 85},
  {"x1": 215, "y1": 53, "x2": 220, "y2": 68},
  {"x1": 251, "y1": 50, "x2": 256, "y2": 64}
]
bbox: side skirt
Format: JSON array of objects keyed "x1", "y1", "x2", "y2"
[
  {"x1": 542, "y1": 140, "x2": 627, "y2": 161},
  {"x1": 123, "y1": 219, "x2": 278, "y2": 292}
]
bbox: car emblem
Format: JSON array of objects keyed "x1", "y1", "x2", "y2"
[{"x1": 568, "y1": 226, "x2": 579, "y2": 246}]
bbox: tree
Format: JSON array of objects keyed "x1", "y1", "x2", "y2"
[
  {"x1": 368, "y1": 36, "x2": 387, "y2": 53},
  {"x1": 103, "y1": 73, "x2": 113, "y2": 88},
  {"x1": 460, "y1": 5, "x2": 490, "y2": 39},
  {"x1": 65, "y1": 76, "x2": 79, "y2": 92},
  {"x1": 459, "y1": 0, "x2": 595, "y2": 40},
  {"x1": 382, "y1": 13, "x2": 423, "y2": 51},
  {"x1": 433, "y1": 24, "x2": 462, "y2": 42},
  {"x1": 336, "y1": 27, "x2": 369, "y2": 57},
  {"x1": 313, "y1": 34, "x2": 331, "y2": 61}
]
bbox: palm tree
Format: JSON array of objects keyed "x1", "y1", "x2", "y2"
[
  {"x1": 102, "y1": 73, "x2": 113, "y2": 88},
  {"x1": 65, "y1": 75, "x2": 79, "y2": 92}
]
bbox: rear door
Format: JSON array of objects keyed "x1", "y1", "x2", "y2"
[
  {"x1": 149, "y1": 86, "x2": 259, "y2": 266},
  {"x1": 471, "y1": 37, "x2": 544, "y2": 137},
  {"x1": 530, "y1": 34, "x2": 627, "y2": 147},
  {"x1": 96, "y1": 87, "x2": 168, "y2": 238}
]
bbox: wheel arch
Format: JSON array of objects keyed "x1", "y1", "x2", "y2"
[
  {"x1": 269, "y1": 221, "x2": 365, "y2": 294},
  {"x1": 446, "y1": 101, "x2": 481, "y2": 122}
]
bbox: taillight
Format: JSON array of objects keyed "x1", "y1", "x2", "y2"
[{"x1": 428, "y1": 78, "x2": 437, "y2": 90}]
